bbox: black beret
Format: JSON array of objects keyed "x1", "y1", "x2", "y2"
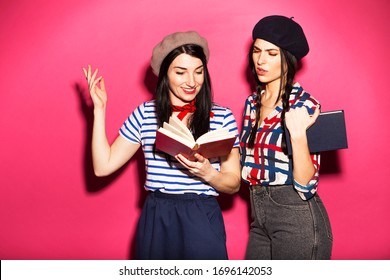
[{"x1": 252, "y1": 15, "x2": 309, "y2": 60}]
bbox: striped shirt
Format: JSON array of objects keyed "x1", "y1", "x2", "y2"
[
  {"x1": 119, "y1": 100, "x2": 239, "y2": 196},
  {"x1": 240, "y1": 83, "x2": 321, "y2": 200}
]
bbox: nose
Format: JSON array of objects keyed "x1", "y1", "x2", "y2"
[
  {"x1": 186, "y1": 74, "x2": 197, "y2": 87},
  {"x1": 256, "y1": 52, "x2": 265, "y2": 65}
]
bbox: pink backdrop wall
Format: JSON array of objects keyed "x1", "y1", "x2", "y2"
[{"x1": 1, "y1": 0, "x2": 389, "y2": 260}]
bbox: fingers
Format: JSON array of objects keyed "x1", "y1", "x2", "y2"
[
  {"x1": 82, "y1": 65, "x2": 108, "y2": 109},
  {"x1": 82, "y1": 64, "x2": 98, "y2": 82},
  {"x1": 91, "y1": 67, "x2": 98, "y2": 83},
  {"x1": 91, "y1": 75, "x2": 102, "y2": 90},
  {"x1": 176, "y1": 154, "x2": 204, "y2": 169},
  {"x1": 82, "y1": 64, "x2": 104, "y2": 93},
  {"x1": 175, "y1": 154, "x2": 214, "y2": 182},
  {"x1": 307, "y1": 106, "x2": 321, "y2": 128},
  {"x1": 312, "y1": 106, "x2": 321, "y2": 119},
  {"x1": 82, "y1": 64, "x2": 92, "y2": 80},
  {"x1": 175, "y1": 154, "x2": 190, "y2": 167},
  {"x1": 286, "y1": 106, "x2": 318, "y2": 131},
  {"x1": 87, "y1": 64, "x2": 92, "y2": 81},
  {"x1": 100, "y1": 77, "x2": 106, "y2": 92}
]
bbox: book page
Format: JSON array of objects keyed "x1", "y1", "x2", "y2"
[
  {"x1": 162, "y1": 122, "x2": 194, "y2": 143},
  {"x1": 157, "y1": 127, "x2": 195, "y2": 148},
  {"x1": 319, "y1": 110, "x2": 343, "y2": 115},
  {"x1": 168, "y1": 115, "x2": 195, "y2": 141},
  {"x1": 196, "y1": 128, "x2": 235, "y2": 145}
]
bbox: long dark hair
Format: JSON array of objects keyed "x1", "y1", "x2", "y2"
[
  {"x1": 155, "y1": 44, "x2": 212, "y2": 140},
  {"x1": 247, "y1": 41, "x2": 297, "y2": 153}
]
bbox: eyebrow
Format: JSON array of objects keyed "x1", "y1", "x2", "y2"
[
  {"x1": 253, "y1": 45, "x2": 279, "y2": 51},
  {"x1": 173, "y1": 65, "x2": 204, "y2": 70}
]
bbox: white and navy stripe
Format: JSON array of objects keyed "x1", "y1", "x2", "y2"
[{"x1": 119, "y1": 100, "x2": 239, "y2": 196}]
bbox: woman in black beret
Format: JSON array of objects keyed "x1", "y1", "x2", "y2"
[{"x1": 240, "y1": 15, "x2": 333, "y2": 259}]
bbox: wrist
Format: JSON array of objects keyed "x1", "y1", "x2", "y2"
[
  {"x1": 205, "y1": 168, "x2": 219, "y2": 183},
  {"x1": 94, "y1": 107, "x2": 106, "y2": 115}
]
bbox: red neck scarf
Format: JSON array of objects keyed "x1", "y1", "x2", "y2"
[{"x1": 171, "y1": 100, "x2": 196, "y2": 120}]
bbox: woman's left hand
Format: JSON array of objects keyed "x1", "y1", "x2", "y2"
[
  {"x1": 175, "y1": 153, "x2": 218, "y2": 182},
  {"x1": 285, "y1": 106, "x2": 320, "y2": 138}
]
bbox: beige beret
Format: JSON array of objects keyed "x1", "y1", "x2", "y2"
[{"x1": 150, "y1": 31, "x2": 209, "y2": 76}]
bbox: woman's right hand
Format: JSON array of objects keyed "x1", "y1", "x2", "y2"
[{"x1": 82, "y1": 65, "x2": 107, "y2": 110}]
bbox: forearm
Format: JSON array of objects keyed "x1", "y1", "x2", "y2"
[
  {"x1": 206, "y1": 169, "x2": 241, "y2": 194},
  {"x1": 91, "y1": 108, "x2": 112, "y2": 176},
  {"x1": 206, "y1": 148, "x2": 241, "y2": 194},
  {"x1": 291, "y1": 134, "x2": 316, "y2": 185}
]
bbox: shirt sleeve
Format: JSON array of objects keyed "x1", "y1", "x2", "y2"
[
  {"x1": 293, "y1": 152, "x2": 320, "y2": 200},
  {"x1": 291, "y1": 91, "x2": 321, "y2": 200},
  {"x1": 222, "y1": 107, "x2": 240, "y2": 148},
  {"x1": 119, "y1": 103, "x2": 145, "y2": 144},
  {"x1": 211, "y1": 104, "x2": 240, "y2": 148}
]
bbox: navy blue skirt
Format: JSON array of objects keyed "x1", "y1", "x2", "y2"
[{"x1": 135, "y1": 191, "x2": 228, "y2": 260}]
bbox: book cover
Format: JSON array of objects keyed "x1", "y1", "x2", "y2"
[
  {"x1": 285, "y1": 110, "x2": 348, "y2": 155},
  {"x1": 155, "y1": 116, "x2": 236, "y2": 160}
]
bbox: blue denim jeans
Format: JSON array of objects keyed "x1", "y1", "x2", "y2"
[{"x1": 245, "y1": 185, "x2": 333, "y2": 259}]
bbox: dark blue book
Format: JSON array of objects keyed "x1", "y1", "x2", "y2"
[{"x1": 285, "y1": 110, "x2": 348, "y2": 155}]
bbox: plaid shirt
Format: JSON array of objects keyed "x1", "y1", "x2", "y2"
[{"x1": 240, "y1": 83, "x2": 320, "y2": 200}]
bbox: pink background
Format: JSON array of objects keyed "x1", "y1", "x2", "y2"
[{"x1": 1, "y1": 0, "x2": 389, "y2": 260}]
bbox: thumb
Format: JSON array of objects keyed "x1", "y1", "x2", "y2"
[
  {"x1": 193, "y1": 153, "x2": 205, "y2": 162},
  {"x1": 312, "y1": 106, "x2": 320, "y2": 120},
  {"x1": 308, "y1": 106, "x2": 321, "y2": 128}
]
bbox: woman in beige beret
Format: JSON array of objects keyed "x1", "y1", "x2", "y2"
[{"x1": 83, "y1": 31, "x2": 240, "y2": 259}]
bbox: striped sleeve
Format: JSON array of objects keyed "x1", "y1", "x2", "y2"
[
  {"x1": 293, "y1": 153, "x2": 320, "y2": 200},
  {"x1": 119, "y1": 103, "x2": 146, "y2": 144},
  {"x1": 211, "y1": 104, "x2": 240, "y2": 148}
]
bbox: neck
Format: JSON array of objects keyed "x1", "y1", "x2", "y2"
[
  {"x1": 263, "y1": 82, "x2": 281, "y2": 97},
  {"x1": 171, "y1": 100, "x2": 196, "y2": 121}
]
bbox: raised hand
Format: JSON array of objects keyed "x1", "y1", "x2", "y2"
[
  {"x1": 82, "y1": 65, "x2": 107, "y2": 110},
  {"x1": 285, "y1": 106, "x2": 320, "y2": 139}
]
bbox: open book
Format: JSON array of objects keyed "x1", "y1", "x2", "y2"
[
  {"x1": 285, "y1": 110, "x2": 348, "y2": 155},
  {"x1": 156, "y1": 115, "x2": 236, "y2": 160}
]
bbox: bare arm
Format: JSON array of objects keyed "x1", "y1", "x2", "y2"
[
  {"x1": 175, "y1": 147, "x2": 241, "y2": 194},
  {"x1": 285, "y1": 106, "x2": 320, "y2": 185},
  {"x1": 83, "y1": 65, "x2": 140, "y2": 177}
]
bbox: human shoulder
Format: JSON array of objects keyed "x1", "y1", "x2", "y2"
[
  {"x1": 211, "y1": 102, "x2": 233, "y2": 114},
  {"x1": 211, "y1": 103, "x2": 238, "y2": 128},
  {"x1": 211, "y1": 103, "x2": 238, "y2": 122},
  {"x1": 130, "y1": 100, "x2": 156, "y2": 115},
  {"x1": 244, "y1": 92, "x2": 257, "y2": 102},
  {"x1": 211, "y1": 103, "x2": 235, "y2": 123},
  {"x1": 239, "y1": 93, "x2": 258, "y2": 114},
  {"x1": 137, "y1": 100, "x2": 156, "y2": 110},
  {"x1": 244, "y1": 92, "x2": 258, "y2": 107},
  {"x1": 290, "y1": 83, "x2": 320, "y2": 110}
]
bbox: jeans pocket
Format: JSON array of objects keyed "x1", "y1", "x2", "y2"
[
  {"x1": 267, "y1": 186, "x2": 310, "y2": 210},
  {"x1": 313, "y1": 196, "x2": 333, "y2": 241}
]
